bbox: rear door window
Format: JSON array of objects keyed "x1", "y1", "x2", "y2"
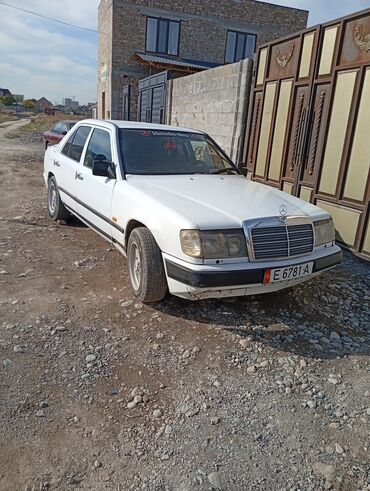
[
  {"x1": 61, "y1": 133, "x2": 74, "y2": 156},
  {"x1": 68, "y1": 126, "x2": 92, "y2": 162}
]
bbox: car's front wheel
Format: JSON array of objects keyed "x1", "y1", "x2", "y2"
[
  {"x1": 47, "y1": 176, "x2": 70, "y2": 221},
  {"x1": 127, "y1": 227, "x2": 167, "y2": 303}
]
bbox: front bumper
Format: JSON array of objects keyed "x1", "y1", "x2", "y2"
[{"x1": 164, "y1": 247, "x2": 342, "y2": 299}]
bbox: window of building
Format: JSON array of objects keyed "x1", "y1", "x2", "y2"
[
  {"x1": 225, "y1": 30, "x2": 257, "y2": 63},
  {"x1": 84, "y1": 129, "x2": 112, "y2": 169},
  {"x1": 102, "y1": 91, "x2": 106, "y2": 119},
  {"x1": 146, "y1": 17, "x2": 180, "y2": 56}
]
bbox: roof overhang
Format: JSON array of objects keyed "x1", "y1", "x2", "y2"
[{"x1": 134, "y1": 52, "x2": 220, "y2": 73}]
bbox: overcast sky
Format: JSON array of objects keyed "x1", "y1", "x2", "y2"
[{"x1": 0, "y1": 0, "x2": 369, "y2": 104}]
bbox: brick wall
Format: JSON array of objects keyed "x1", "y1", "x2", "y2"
[
  {"x1": 167, "y1": 59, "x2": 253, "y2": 162},
  {"x1": 98, "y1": 0, "x2": 308, "y2": 120},
  {"x1": 97, "y1": 0, "x2": 113, "y2": 119}
]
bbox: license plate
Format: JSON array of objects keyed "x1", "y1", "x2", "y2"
[{"x1": 264, "y1": 262, "x2": 314, "y2": 284}]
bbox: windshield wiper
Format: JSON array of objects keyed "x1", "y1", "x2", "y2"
[{"x1": 211, "y1": 168, "x2": 239, "y2": 175}]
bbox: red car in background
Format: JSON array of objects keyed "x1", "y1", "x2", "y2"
[{"x1": 43, "y1": 121, "x2": 77, "y2": 149}]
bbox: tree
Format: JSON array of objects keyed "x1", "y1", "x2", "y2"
[
  {"x1": 0, "y1": 95, "x2": 16, "y2": 106},
  {"x1": 24, "y1": 99, "x2": 35, "y2": 109}
]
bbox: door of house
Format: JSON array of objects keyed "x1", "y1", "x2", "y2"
[
  {"x1": 122, "y1": 85, "x2": 131, "y2": 121},
  {"x1": 244, "y1": 8, "x2": 370, "y2": 258},
  {"x1": 138, "y1": 71, "x2": 169, "y2": 124}
]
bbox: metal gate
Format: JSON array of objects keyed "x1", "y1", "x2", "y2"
[
  {"x1": 245, "y1": 8, "x2": 370, "y2": 258},
  {"x1": 138, "y1": 71, "x2": 169, "y2": 124}
]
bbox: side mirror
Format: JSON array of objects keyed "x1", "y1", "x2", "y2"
[
  {"x1": 92, "y1": 157, "x2": 116, "y2": 180},
  {"x1": 62, "y1": 131, "x2": 68, "y2": 136}
]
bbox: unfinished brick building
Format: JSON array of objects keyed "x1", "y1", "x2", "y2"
[{"x1": 97, "y1": 0, "x2": 308, "y2": 121}]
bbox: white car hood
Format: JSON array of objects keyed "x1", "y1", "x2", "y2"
[{"x1": 127, "y1": 174, "x2": 328, "y2": 228}]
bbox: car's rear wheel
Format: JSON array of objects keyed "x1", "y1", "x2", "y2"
[
  {"x1": 47, "y1": 176, "x2": 70, "y2": 221},
  {"x1": 127, "y1": 227, "x2": 167, "y2": 303}
]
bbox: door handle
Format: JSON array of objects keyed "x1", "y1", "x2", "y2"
[
  {"x1": 53, "y1": 159, "x2": 60, "y2": 167},
  {"x1": 75, "y1": 172, "x2": 84, "y2": 181}
]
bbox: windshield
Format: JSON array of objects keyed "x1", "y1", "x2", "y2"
[{"x1": 119, "y1": 129, "x2": 238, "y2": 175}]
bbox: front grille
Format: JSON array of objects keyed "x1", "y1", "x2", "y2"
[{"x1": 250, "y1": 223, "x2": 314, "y2": 261}]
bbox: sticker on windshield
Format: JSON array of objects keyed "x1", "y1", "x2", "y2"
[{"x1": 139, "y1": 130, "x2": 195, "y2": 138}]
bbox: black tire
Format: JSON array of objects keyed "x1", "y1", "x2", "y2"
[
  {"x1": 47, "y1": 176, "x2": 70, "y2": 221},
  {"x1": 127, "y1": 227, "x2": 167, "y2": 303}
]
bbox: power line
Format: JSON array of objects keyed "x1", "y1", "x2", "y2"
[{"x1": 0, "y1": 1, "x2": 99, "y2": 33}]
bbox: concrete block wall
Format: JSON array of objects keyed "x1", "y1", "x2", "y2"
[{"x1": 166, "y1": 58, "x2": 253, "y2": 163}]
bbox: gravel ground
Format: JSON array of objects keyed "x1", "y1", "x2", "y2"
[{"x1": 0, "y1": 122, "x2": 369, "y2": 491}]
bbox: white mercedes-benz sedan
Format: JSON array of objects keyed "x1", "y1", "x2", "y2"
[{"x1": 43, "y1": 120, "x2": 342, "y2": 303}]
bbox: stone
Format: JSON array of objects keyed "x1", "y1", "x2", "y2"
[
  {"x1": 329, "y1": 422, "x2": 340, "y2": 429},
  {"x1": 330, "y1": 331, "x2": 341, "y2": 341},
  {"x1": 210, "y1": 416, "x2": 220, "y2": 425},
  {"x1": 328, "y1": 377, "x2": 338, "y2": 385},
  {"x1": 85, "y1": 354, "x2": 96, "y2": 363},
  {"x1": 121, "y1": 300, "x2": 133, "y2": 308},
  {"x1": 35, "y1": 410, "x2": 45, "y2": 417},
  {"x1": 239, "y1": 339, "x2": 251, "y2": 349},
  {"x1": 182, "y1": 349, "x2": 191, "y2": 359},
  {"x1": 134, "y1": 395, "x2": 143, "y2": 404},
  {"x1": 207, "y1": 471, "x2": 224, "y2": 489},
  {"x1": 55, "y1": 326, "x2": 68, "y2": 332},
  {"x1": 247, "y1": 365, "x2": 256, "y2": 374},
  {"x1": 13, "y1": 345, "x2": 24, "y2": 353},
  {"x1": 3, "y1": 359, "x2": 12, "y2": 368},
  {"x1": 153, "y1": 409, "x2": 162, "y2": 418},
  {"x1": 127, "y1": 401, "x2": 137, "y2": 410},
  {"x1": 335, "y1": 443, "x2": 344, "y2": 454}
]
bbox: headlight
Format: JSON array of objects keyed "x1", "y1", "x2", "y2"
[
  {"x1": 314, "y1": 218, "x2": 335, "y2": 246},
  {"x1": 180, "y1": 229, "x2": 247, "y2": 259}
]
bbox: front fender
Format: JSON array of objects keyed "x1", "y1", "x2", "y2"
[{"x1": 111, "y1": 182, "x2": 198, "y2": 262}]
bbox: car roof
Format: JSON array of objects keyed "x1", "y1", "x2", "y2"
[{"x1": 77, "y1": 119, "x2": 205, "y2": 135}]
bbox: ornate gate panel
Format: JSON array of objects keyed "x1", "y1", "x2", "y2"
[{"x1": 245, "y1": 8, "x2": 370, "y2": 259}]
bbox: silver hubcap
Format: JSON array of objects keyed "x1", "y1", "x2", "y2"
[
  {"x1": 129, "y1": 243, "x2": 142, "y2": 291},
  {"x1": 49, "y1": 183, "x2": 57, "y2": 213}
]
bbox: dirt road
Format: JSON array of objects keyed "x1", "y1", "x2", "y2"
[{"x1": 0, "y1": 124, "x2": 369, "y2": 491}]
